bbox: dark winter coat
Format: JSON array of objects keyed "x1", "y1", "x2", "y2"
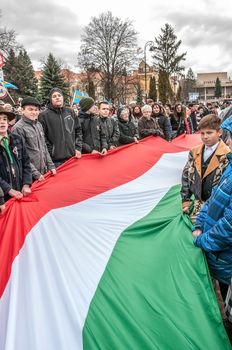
[
  {"x1": 12, "y1": 116, "x2": 55, "y2": 179},
  {"x1": 152, "y1": 114, "x2": 172, "y2": 141},
  {"x1": 98, "y1": 116, "x2": 120, "y2": 149},
  {"x1": 188, "y1": 112, "x2": 198, "y2": 134},
  {"x1": 117, "y1": 118, "x2": 138, "y2": 145},
  {"x1": 170, "y1": 114, "x2": 187, "y2": 137},
  {"x1": 79, "y1": 110, "x2": 107, "y2": 153},
  {"x1": 0, "y1": 133, "x2": 32, "y2": 200},
  {"x1": 39, "y1": 105, "x2": 82, "y2": 162},
  {"x1": 181, "y1": 140, "x2": 229, "y2": 209},
  {"x1": 138, "y1": 117, "x2": 163, "y2": 139}
]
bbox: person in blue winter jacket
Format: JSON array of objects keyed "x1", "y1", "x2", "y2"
[{"x1": 193, "y1": 115, "x2": 232, "y2": 299}]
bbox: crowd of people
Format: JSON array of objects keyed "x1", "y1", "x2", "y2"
[{"x1": 0, "y1": 87, "x2": 232, "y2": 339}]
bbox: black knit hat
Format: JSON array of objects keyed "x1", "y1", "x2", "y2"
[
  {"x1": 21, "y1": 96, "x2": 41, "y2": 108},
  {"x1": 79, "y1": 97, "x2": 95, "y2": 112},
  {"x1": 49, "y1": 88, "x2": 63, "y2": 102}
]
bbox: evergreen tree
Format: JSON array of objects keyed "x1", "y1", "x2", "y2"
[
  {"x1": 182, "y1": 68, "x2": 196, "y2": 100},
  {"x1": 3, "y1": 48, "x2": 37, "y2": 100},
  {"x1": 153, "y1": 24, "x2": 186, "y2": 75},
  {"x1": 14, "y1": 49, "x2": 38, "y2": 97},
  {"x1": 215, "y1": 77, "x2": 222, "y2": 98},
  {"x1": 148, "y1": 76, "x2": 157, "y2": 102},
  {"x1": 39, "y1": 53, "x2": 70, "y2": 104},
  {"x1": 3, "y1": 48, "x2": 18, "y2": 84},
  {"x1": 158, "y1": 70, "x2": 172, "y2": 104},
  {"x1": 153, "y1": 23, "x2": 186, "y2": 103}
]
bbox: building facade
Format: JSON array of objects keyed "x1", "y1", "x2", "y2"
[{"x1": 196, "y1": 72, "x2": 232, "y2": 101}]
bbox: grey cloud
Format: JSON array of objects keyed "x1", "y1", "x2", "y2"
[
  {"x1": 1, "y1": 0, "x2": 82, "y2": 66},
  {"x1": 149, "y1": 6, "x2": 232, "y2": 74}
]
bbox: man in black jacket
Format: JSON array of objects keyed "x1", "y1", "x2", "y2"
[
  {"x1": 79, "y1": 97, "x2": 107, "y2": 155},
  {"x1": 98, "y1": 101, "x2": 120, "y2": 150},
  {"x1": 39, "y1": 88, "x2": 82, "y2": 167},
  {"x1": 0, "y1": 107, "x2": 32, "y2": 201}
]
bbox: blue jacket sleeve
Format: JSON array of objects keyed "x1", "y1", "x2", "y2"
[{"x1": 194, "y1": 196, "x2": 232, "y2": 251}]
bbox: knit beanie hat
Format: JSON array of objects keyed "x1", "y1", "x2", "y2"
[
  {"x1": 79, "y1": 97, "x2": 95, "y2": 112},
  {"x1": 49, "y1": 88, "x2": 63, "y2": 102},
  {"x1": 21, "y1": 96, "x2": 41, "y2": 108}
]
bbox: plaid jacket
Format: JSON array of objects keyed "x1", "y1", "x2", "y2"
[{"x1": 194, "y1": 153, "x2": 232, "y2": 284}]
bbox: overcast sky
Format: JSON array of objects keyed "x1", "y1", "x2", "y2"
[{"x1": 1, "y1": 0, "x2": 232, "y2": 77}]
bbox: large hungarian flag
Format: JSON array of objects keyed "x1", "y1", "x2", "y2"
[{"x1": 0, "y1": 136, "x2": 230, "y2": 350}]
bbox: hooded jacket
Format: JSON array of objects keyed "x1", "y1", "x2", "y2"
[
  {"x1": 39, "y1": 104, "x2": 82, "y2": 162},
  {"x1": 79, "y1": 110, "x2": 107, "y2": 153}
]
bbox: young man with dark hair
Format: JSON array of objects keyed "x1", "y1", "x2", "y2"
[
  {"x1": 181, "y1": 114, "x2": 229, "y2": 218},
  {"x1": 12, "y1": 97, "x2": 56, "y2": 181},
  {"x1": 0, "y1": 107, "x2": 32, "y2": 201},
  {"x1": 79, "y1": 97, "x2": 107, "y2": 155},
  {"x1": 98, "y1": 101, "x2": 120, "y2": 150},
  {"x1": 39, "y1": 88, "x2": 82, "y2": 167}
]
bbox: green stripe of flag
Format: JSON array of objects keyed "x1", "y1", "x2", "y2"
[{"x1": 83, "y1": 185, "x2": 230, "y2": 349}]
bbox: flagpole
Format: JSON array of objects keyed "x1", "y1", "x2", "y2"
[
  {"x1": 5, "y1": 88, "x2": 16, "y2": 105},
  {"x1": 71, "y1": 90, "x2": 76, "y2": 107}
]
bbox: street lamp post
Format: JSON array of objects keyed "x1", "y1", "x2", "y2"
[{"x1": 144, "y1": 41, "x2": 155, "y2": 103}]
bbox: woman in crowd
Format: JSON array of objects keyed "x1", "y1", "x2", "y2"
[
  {"x1": 117, "y1": 107, "x2": 139, "y2": 145},
  {"x1": 170, "y1": 103, "x2": 190, "y2": 138},
  {"x1": 138, "y1": 104, "x2": 163, "y2": 139},
  {"x1": 152, "y1": 103, "x2": 172, "y2": 141},
  {"x1": 131, "y1": 105, "x2": 143, "y2": 127}
]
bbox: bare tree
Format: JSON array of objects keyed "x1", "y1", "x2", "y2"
[
  {"x1": 0, "y1": 11, "x2": 22, "y2": 57},
  {"x1": 78, "y1": 11, "x2": 139, "y2": 102}
]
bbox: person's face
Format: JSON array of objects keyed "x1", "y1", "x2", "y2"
[
  {"x1": 165, "y1": 106, "x2": 171, "y2": 114},
  {"x1": 93, "y1": 105, "x2": 99, "y2": 115},
  {"x1": 99, "y1": 103, "x2": 110, "y2": 118},
  {"x1": 200, "y1": 128, "x2": 221, "y2": 147},
  {"x1": 152, "y1": 105, "x2": 160, "y2": 114},
  {"x1": 176, "y1": 104, "x2": 182, "y2": 113},
  {"x1": 51, "y1": 92, "x2": 64, "y2": 108},
  {"x1": 3, "y1": 104, "x2": 13, "y2": 112},
  {"x1": 143, "y1": 109, "x2": 152, "y2": 118},
  {"x1": 16, "y1": 106, "x2": 23, "y2": 115},
  {"x1": 134, "y1": 106, "x2": 140, "y2": 113},
  {"x1": 0, "y1": 114, "x2": 9, "y2": 135},
  {"x1": 22, "y1": 105, "x2": 40, "y2": 120},
  {"x1": 121, "y1": 109, "x2": 129, "y2": 121}
]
